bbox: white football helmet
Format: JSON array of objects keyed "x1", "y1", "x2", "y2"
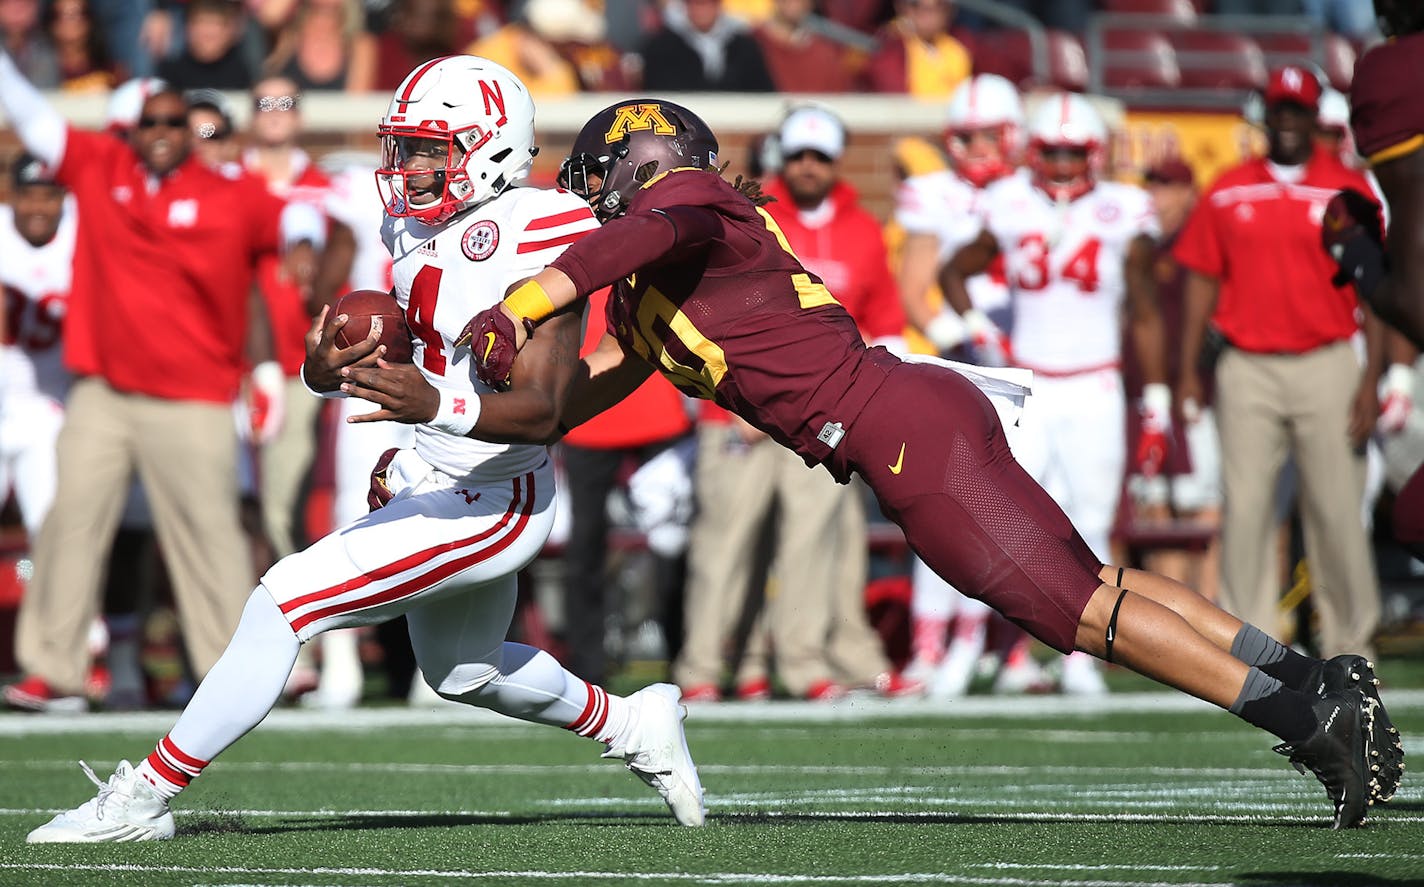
[
  {"x1": 376, "y1": 55, "x2": 537, "y2": 224},
  {"x1": 1026, "y1": 92, "x2": 1107, "y2": 202},
  {"x1": 943, "y1": 73, "x2": 1024, "y2": 188}
]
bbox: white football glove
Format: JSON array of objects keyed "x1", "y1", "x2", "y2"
[
  {"x1": 245, "y1": 360, "x2": 287, "y2": 444},
  {"x1": 1378, "y1": 362, "x2": 1415, "y2": 436}
]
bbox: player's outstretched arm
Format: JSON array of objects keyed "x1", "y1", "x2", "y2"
[
  {"x1": 929, "y1": 230, "x2": 1001, "y2": 354},
  {"x1": 556, "y1": 332, "x2": 655, "y2": 432},
  {"x1": 0, "y1": 48, "x2": 68, "y2": 168}
]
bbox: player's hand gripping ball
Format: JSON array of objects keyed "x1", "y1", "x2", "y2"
[{"x1": 333, "y1": 289, "x2": 414, "y2": 364}]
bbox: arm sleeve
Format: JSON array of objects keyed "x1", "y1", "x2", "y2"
[
  {"x1": 550, "y1": 205, "x2": 723, "y2": 296},
  {"x1": 0, "y1": 49, "x2": 67, "y2": 167}
]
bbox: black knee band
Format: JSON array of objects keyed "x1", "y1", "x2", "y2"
[
  {"x1": 1115, "y1": 566, "x2": 1124, "y2": 587},
  {"x1": 1105, "y1": 588, "x2": 1129, "y2": 664}
]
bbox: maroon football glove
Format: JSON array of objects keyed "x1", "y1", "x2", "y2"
[
  {"x1": 367, "y1": 447, "x2": 400, "y2": 512},
  {"x1": 459, "y1": 307, "x2": 532, "y2": 391},
  {"x1": 1321, "y1": 188, "x2": 1386, "y2": 298}
]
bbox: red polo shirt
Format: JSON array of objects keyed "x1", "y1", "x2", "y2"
[
  {"x1": 57, "y1": 127, "x2": 284, "y2": 402},
  {"x1": 1173, "y1": 147, "x2": 1375, "y2": 354}
]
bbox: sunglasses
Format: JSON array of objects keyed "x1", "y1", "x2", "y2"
[
  {"x1": 136, "y1": 115, "x2": 188, "y2": 130},
  {"x1": 784, "y1": 149, "x2": 834, "y2": 165},
  {"x1": 254, "y1": 94, "x2": 299, "y2": 113}
]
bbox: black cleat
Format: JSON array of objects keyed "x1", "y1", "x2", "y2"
[
  {"x1": 1273, "y1": 688, "x2": 1373, "y2": 830},
  {"x1": 1307, "y1": 655, "x2": 1405, "y2": 802}
]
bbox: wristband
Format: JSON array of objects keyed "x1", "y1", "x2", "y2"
[
  {"x1": 1380, "y1": 363, "x2": 1414, "y2": 399},
  {"x1": 504, "y1": 279, "x2": 557, "y2": 323},
  {"x1": 428, "y1": 388, "x2": 480, "y2": 437}
]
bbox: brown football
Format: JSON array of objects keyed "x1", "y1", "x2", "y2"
[{"x1": 332, "y1": 289, "x2": 414, "y2": 363}]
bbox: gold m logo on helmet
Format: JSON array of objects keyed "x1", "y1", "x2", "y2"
[{"x1": 605, "y1": 104, "x2": 676, "y2": 143}]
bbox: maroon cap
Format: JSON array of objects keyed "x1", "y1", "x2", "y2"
[
  {"x1": 1144, "y1": 157, "x2": 1194, "y2": 187},
  {"x1": 1264, "y1": 65, "x2": 1322, "y2": 109}
]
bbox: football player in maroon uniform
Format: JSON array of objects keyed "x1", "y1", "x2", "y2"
[
  {"x1": 345, "y1": 100, "x2": 1403, "y2": 828},
  {"x1": 1323, "y1": 0, "x2": 1424, "y2": 560}
]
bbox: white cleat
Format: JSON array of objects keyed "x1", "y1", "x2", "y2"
[
  {"x1": 27, "y1": 760, "x2": 174, "y2": 843},
  {"x1": 603, "y1": 683, "x2": 707, "y2": 826},
  {"x1": 929, "y1": 642, "x2": 982, "y2": 699}
]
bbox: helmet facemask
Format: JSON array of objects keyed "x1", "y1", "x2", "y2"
[
  {"x1": 946, "y1": 124, "x2": 1015, "y2": 189},
  {"x1": 378, "y1": 123, "x2": 505, "y2": 224},
  {"x1": 1029, "y1": 141, "x2": 1098, "y2": 203}
]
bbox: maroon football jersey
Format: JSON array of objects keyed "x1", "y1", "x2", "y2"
[
  {"x1": 1351, "y1": 32, "x2": 1424, "y2": 165},
  {"x1": 549, "y1": 170, "x2": 899, "y2": 480}
]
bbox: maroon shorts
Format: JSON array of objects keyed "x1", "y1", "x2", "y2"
[
  {"x1": 1394, "y1": 463, "x2": 1424, "y2": 558},
  {"x1": 844, "y1": 361, "x2": 1103, "y2": 653}
]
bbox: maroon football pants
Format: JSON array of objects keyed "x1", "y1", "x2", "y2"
[{"x1": 845, "y1": 361, "x2": 1103, "y2": 653}]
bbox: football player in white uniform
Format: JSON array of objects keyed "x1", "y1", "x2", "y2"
[
  {"x1": 893, "y1": 75, "x2": 1033, "y2": 697},
  {"x1": 0, "y1": 154, "x2": 75, "y2": 540},
  {"x1": 940, "y1": 93, "x2": 1171, "y2": 694},
  {"x1": 27, "y1": 57, "x2": 705, "y2": 844}
]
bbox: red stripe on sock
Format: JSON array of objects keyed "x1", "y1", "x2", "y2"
[
  {"x1": 566, "y1": 681, "x2": 601, "y2": 735},
  {"x1": 578, "y1": 685, "x2": 610, "y2": 738},
  {"x1": 160, "y1": 736, "x2": 208, "y2": 774},
  {"x1": 145, "y1": 750, "x2": 192, "y2": 788}
]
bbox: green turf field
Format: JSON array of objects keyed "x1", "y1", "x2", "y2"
[{"x1": 0, "y1": 682, "x2": 1421, "y2": 886}]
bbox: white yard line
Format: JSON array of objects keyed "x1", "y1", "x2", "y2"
[
  {"x1": 0, "y1": 863, "x2": 1246, "y2": 886},
  {"x1": 4, "y1": 690, "x2": 1423, "y2": 736}
]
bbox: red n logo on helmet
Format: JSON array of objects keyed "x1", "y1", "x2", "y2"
[{"x1": 480, "y1": 80, "x2": 508, "y2": 127}]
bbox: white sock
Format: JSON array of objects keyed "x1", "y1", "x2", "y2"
[
  {"x1": 455, "y1": 643, "x2": 631, "y2": 745},
  {"x1": 135, "y1": 587, "x2": 299, "y2": 799}
]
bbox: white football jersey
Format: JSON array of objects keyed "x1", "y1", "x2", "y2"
[
  {"x1": 0, "y1": 199, "x2": 77, "y2": 403},
  {"x1": 325, "y1": 164, "x2": 393, "y2": 293},
  {"x1": 978, "y1": 172, "x2": 1159, "y2": 374},
  {"x1": 382, "y1": 187, "x2": 599, "y2": 482},
  {"x1": 895, "y1": 169, "x2": 1011, "y2": 319}
]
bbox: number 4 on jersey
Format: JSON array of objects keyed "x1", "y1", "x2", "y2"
[{"x1": 407, "y1": 265, "x2": 446, "y2": 373}]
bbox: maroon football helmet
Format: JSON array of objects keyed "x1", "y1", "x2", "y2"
[{"x1": 559, "y1": 99, "x2": 719, "y2": 221}]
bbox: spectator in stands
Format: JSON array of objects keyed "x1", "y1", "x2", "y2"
[
  {"x1": 1317, "y1": 87, "x2": 1361, "y2": 167},
  {"x1": 185, "y1": 86, "x2": 240, "y2": 169},
  {"x1": 523, "y1": 0, "x2": 635, "y2": 93},
  {"x1": 45, "y1": 0, "x2": 118, "y2": 92},
  {"x1": 676, "y1": 107, "x2": 916, "y2": 702},
  {"x1": 753, "y1": 0, "x2": 857, "y2": 92},
  {"x1": 260, "y1": 0, "x2": 375, "y2": 92},
  {"x1": 1304, "y1": 0, "x2": 1378, "y2": 41},
  {"x1": 466, "y1": 0, "x2": 582, "y2": 97},
  {"x1": 638, "y1": 0, "x2": 776, "y2": 93},
  {"x1": 157, "y1": 0, "x2": 257, "y2": 91},
  {"x1": 861, "y1": 0, "x2": 970, "y2": 98},
  {"x1": 557, "y1": 292, "x2": 694, "y2": 687},
  {"x1": 371, "y1": 0, "x2": 462, "y2": 92},
  {"x1": 242, "y1": 77, "x2": 328, "y2": 565},
  {"x1": 89, "y1": 0, "x2": 155, "y2": 77},
  {"x1": 0, "y1": 50, "x2": 321, "y2": 712},
  {"x1": 1122, "y1": 157, "x2": 1222, "y2": 603},
  {"x1": 0, "y1": 0, "x2": 58, "y2": 87},
  {"x1": 1175, "y1": 66, "x2": 1383, "y2": 659}
]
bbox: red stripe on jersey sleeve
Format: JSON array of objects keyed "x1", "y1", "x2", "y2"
[
  {"x1": 525, "y1": 208, "x2": 595, "y2": 230},
  {"x1": 517, "y1": 230, "x2": 593, "y2": 254}
]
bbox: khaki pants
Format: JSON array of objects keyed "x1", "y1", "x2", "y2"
[
  {"x1": 17, "y1": 377, "x2": 254, "y2": 694},
  {"x1": 259, "y1": 377, "x2": 324, "y2": 557},
  {"x1": 1215, "y1": 342, "x2": 1380, "y2": 658},
  {"x1": 674, "y1": 424, "x2": 855, "y2": 695}
]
